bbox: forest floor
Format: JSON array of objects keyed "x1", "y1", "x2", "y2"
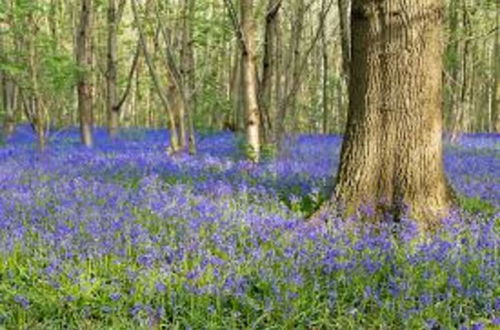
[{"x1": 0, "y1": 126, "x2": 498, "y2": 329}]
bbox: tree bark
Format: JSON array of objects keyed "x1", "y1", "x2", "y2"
[
  {"x1": 334, "y1": 0, "x2": 454, "y2": 226},
  {"x1": 76, "y1": 0, "x2": 94, "y2": 147}
]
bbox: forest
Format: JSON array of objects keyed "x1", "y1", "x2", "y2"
[{"x1": 0, "y1": 0, "x2": 498, "y2": 328}]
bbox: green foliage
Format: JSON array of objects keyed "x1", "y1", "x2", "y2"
[
  {"x1": 234, "y1": 134, "x2": 260, "y2": 162},
  {"x1": 459, "y1": 196, "x2": 497, "y2": 217},
  {"x1": 260, "y1": 143, "x2": 277, "y2": 162},
  {"x1": 234, "y1": 139, "x2": 278, "y2": 163},
  {"x1": 234, "y1": 134, "x2": 247, "y2": 159},
  {"x1": 40, "y1": 52, "x2": 79, "y2": 94},
  {"x1": 195, "y1": 78, "x2": 233, "y2": 131},
  {"x1": 0, "y1": 60, "x2": 25, "y2": 78},
  {"x1": 280, "y1": 186, "x2": 329, "y2": 217},
  {"x1": 192, "y1": 1, "x2": 232, "y2": 47}
]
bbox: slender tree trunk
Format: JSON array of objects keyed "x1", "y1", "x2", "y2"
[
  {"x1": 240, "y1": 0, "x2": 260, "y2": 161},
  {"x1": 1, "y1": 78, "x2": 16, "y2": 138},
  {"x1": 276, "y1": 0, "x2": 306, "y2": 141},
  {"x1": 169, "y1": 84, "x2": 187, "y2": 150},
  {"x1": 180, "y1": 0, "x2": 197, "y2": 154},
  {"x1": 160, "y1": 23, "x2": 187, "y2": 150},
  {"x1": 333, "y1": 0, "x2": 454, "y2": 226},
  {"x1": 237, "y1": 53, "x2": 246, "y2": 132},
  {"x1": 444, "y1": 0, "x2": 460, "y2": 132},
  {"x1": 337, "y1": 0, "x2": 351, "y2": 132},
  {"x1": 493, "y1": 4, "x2": 500, "y2": 132},
  {"x1": 337, "y1": 0, "x2": 351, "y2": 85},
  {"x1": 274, "y1": 14, "x2": 283, "y2": 137},
  {"x1": 321, "y1": 0, "x2": 329, "y2": 134},
  {"x1": 107, "y1": 0, "x2": 119, "y2": 137},
  {"x1": 26, "y1": 12, "x2": 47, "y2": 151},
  {"x1": 230, "y1": 46, "x2": 243, "y2": 131},
  {"x1": 259, "y1": 0, "x2": 281, "y2": 144},
  {"x1": 76, "y1": 0, "x2": 94, "y2": 147},
  {"x1": 131, "y1": 0, "x2": 180, "y2": 153},
  {"x1": 450, "y1": 0, "x2": 472, "y2": 140},
  {"x1": 0, "y1": 28, "x2": 16, "y2": 139}
]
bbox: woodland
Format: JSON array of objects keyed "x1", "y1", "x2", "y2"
[{"x1": 0, "y1": 0, "x2": 498, "y2": 328}]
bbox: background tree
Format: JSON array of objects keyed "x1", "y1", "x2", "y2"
[
  {"x1": 0, "y1": 0, "x2": 77, "y2": 150},
  {"x1": 0, "y1": 0, "x2": 496, "y2": 150}
]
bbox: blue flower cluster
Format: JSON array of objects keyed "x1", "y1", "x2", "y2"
[{"x1": 0, "y1": 126, "x2": 498, "y2": 328}]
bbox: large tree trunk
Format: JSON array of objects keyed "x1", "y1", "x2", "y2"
[
  {"x1": 334, "y1": 0, "x2": 454, "y2": 226},
  {"x1": 240, "y1": 0, "x2": 260, "y2": 162},
  {"x1": 76, "y1": 0, "x2": 94, "y2": 147}
]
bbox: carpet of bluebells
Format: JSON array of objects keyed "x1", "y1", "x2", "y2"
[{"x1": 0, "y1": 126, "x2": 498, "y2": 329}]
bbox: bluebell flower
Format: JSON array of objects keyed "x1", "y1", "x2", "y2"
[
  {"x1": 129, "y1": 303, "x2": 143, "y2": 318},
  {"x1": 101, "y1": 306, "x2": 112, "y2": 314},
  {"x1": 109, "y1": 292, "x2": 121, "y2": 301},
  {"x1": 471, "y1": 322, "x2": 485, "y2": 330},
  {"x1": 155, "y1": 282, "x2": 166, "y2": 293},
  {"x1": 14, "y1": 295, "x2": 30, "y2": 309},
  {"x1": 425, "y1": 319, "x2": 439, "y2": 329}
]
